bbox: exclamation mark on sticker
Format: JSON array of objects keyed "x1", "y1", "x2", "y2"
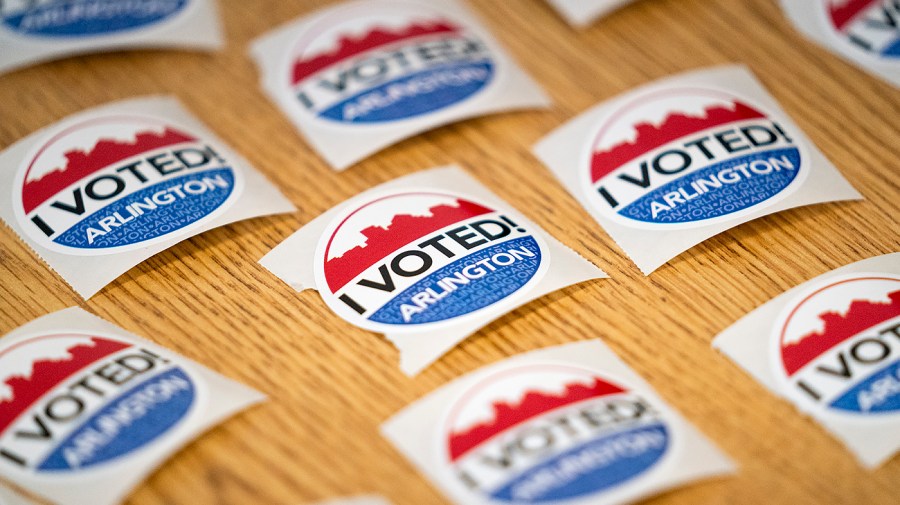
[{"x1": 501, "y1": 215, "x2": 526, "y2": 233}]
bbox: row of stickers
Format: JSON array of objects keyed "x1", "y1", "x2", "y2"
[
  {"x1": 0, "y1": 252, "x2": 897, "y2": 505},
  {"x1": 1, "y1": 0, "x2": 898, "y2": 87}
]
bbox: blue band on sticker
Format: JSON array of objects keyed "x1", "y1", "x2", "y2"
[
  {"x1": 618, "y1": 147, "x2": 801, "y2": 224},
  {"x1": 368, "y1": 235, "x2": 541, "y2": 325},
  {"x1": 52, "y1": 167, "x2": 235, "y2": 249},
  {"x1": 318, "y1": 61, "x2": 494, "y2": 123},
  {"x1": 38, "y1": 367, "x2": 194, "y2": 471},
  {"x1": 488, "y1": 422, "x2": 669, "y2": 503},
  {"x1": 830, "y1": 359, "x2": 900, "y2": 414},
  {"x1": 3, "y1": 0, "x2": 188, "y2": 37}
]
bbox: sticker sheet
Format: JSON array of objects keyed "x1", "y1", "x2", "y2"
[
  {"x1": 533, "y1": 65, "x2": 862, "y2": 275},
  {"x1": 714, "y1": 253, "x2": 900, "y2": 469},
  {"x1": 0, "y1": 96, "x2": 295, "y2": 299},
  {"x1": 0, "y1": 0, "x2": 223, "y2": 75},
  {"x1": 0, "y1": 307, "x2": 265, "y2": 505},
  {"x1": 260, "y1": 166, "x2": 605, "y2": 375},
  {"x1": 250, "y1": 0, "x2": 550, "y2": 170},
  {"x1": 546, "y1": 0, "x2": 634, "y2": 27},
  {"x1": 781, "y1": 1, "x2": 900, "y2": 88},
  {"x1": 382, "y1": 340, "x2": 736, "y2": 505}
]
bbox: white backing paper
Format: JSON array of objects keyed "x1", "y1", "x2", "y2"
[
  {"x1": 0, "y1": 307, "x2": 265, "y2": 505},
  {"x1": 713, "y1": 253, "x2": 900, "y2": 468},
  {"x1": 260, "y1": 166, "x2": 606, "y2": 375},
  {"x1": 0, "y1": 96, "x2": 295, "y2": 299},
  {"x1": 546, "y1": 0, "x2": 634, "y2": 27},
  {"x1": 0, "y1": 485, "x2": 36, "y2": 505},
  {"x1": 781, "y1": 0, "x2": 900, "y2": 88},
  {"x1": 382, "y1": 340, "x2": 735, "y2": 505},
  {"x1": 0, "y1": 0, "x2": 223, "y2": 75},
  {"x1": 534, "y1": 65, "x2": 862, "y2": 275},
  {"x1": 250, "y1": 0, "x2": 550, "y2": 170}
]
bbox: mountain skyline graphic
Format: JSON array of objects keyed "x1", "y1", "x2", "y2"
[
  {"x1": 590, "y1": 101, "x2": 766, "y2": 183},
  {"x1": 324, "y1": 198, "x2": 492, "y2": 292},
  {"x1": 22, "y1": 127, "x2": 196, "y2": 214},
  {"x1": 291, "y1": 19, "x2": 461, "y2": 84},
  {"x1": 828, "y1": 0, "x2": 877, "y2": 31},
  {"x1": 0, "y1": 337, "x2": 131, "y2": 434},
  {"x1": 446, "y1": 377, "x2": 625, "y2": 462},
  {"x1": 782, "y1": 289, "x2": 900, "y2": 375}
]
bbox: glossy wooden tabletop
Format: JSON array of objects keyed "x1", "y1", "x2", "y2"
[{"x1": 0, "y1": 0, "x2": 898, "y2": 503}]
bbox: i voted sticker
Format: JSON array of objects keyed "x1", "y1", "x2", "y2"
[
  {"x1": 0, "y1": 0, "x2": 222, "y2": 75},
  {"x1": 1, "y1": 0, "x2": 189, "y2": 37},
  {"x1": 714, "y1": 253, "x2": 900, "y2": 468},
  {"x1": 314, "y1": 190, "x2": 548, "y2": 330},
  {"x1": 586, "y1": 88, "x2": 806, "y2": 228},
  {"x1": 14, "y1": 115, "x2": 243, "y2": 255},
  {"x1": 0, "y1": 96, "x2": 295, "y2": 299},
  {"x1": 444, "y1": 365, "x2": 668, "y2": 503},
  {"x1": 781, "y1": 1, "x2": 900, "y2": 87},
  {"x1": 382, "y1": 340, "x2": 735, "y2": 505},
  {"x1": 251, "y1": 0, "x2": 549, "y2": 170},
  {"x1": 290, "y1": 9, "x2": 494, "y2": 124},
  {"x1": 260, "y1": 166, "x2": 604, "y2": 375},
  {"x1": 534, "y1": 65, "x2": 861, "y2": 274},
  {"x1": 0, "y1": 307, "x2": 264, "y2": 505},
  {"x1": 774, "y1": 274, "x2": 900, "y2": 416}
]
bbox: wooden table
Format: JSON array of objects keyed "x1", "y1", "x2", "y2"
[{"x1": 1, "y1": 0, "x2": 898, "y2": 503}]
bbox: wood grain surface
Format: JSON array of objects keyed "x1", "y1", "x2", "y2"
[{"x1": 1, "y1": 0, "x2": 898, "y2": 504}]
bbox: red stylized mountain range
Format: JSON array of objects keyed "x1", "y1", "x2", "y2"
[
  {"x1": 829, "y1": 0, "x2": 877, "y2": 31},
  {"x1": 782, "y1": 289, "x2": 900, "y2": 376},
  {"x1": 291, "y1": 19, "x2": 461, "y2": 84},
  {"x1": 0, "y1": 337, "x2": 130, "y2": 434},
  {"x1": 590, "y1": 101, "x2": 766, "y2": 183},
  {"x1": 324, "y1": 198, "x2": 493, "y2": 292},
  {"x1": 22, "y1": 127, "x2": 196, "y2": 214},
  {"x1": 447, "y1": 378, "x2": 625, "y2": 462}
]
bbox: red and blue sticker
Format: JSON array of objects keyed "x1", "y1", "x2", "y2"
[
  {"x1": 288, "y1": 3, "x2": 494, "y2": 124},
  {"x1": 1, "y1": 0, "x2": 189, "y2": 37},
  {"x1": 13, "y1": 114, "x2": 243, "y2": 254},
  {"x1": 314, "y1": 190, "x2": 548, "y2": 331},
  {"x1": 775, "y1": 274, "x2": 900, "y2": 415},
  {"x1": 443, "y1": 365, "x2": 668, "y2": 503},
  {"x1": 0, "y1": 333, "x2": 193, "y2": 472},
  {"x1": 826, "y1": 0, "x2": 900, "y2": 59},
  {"x1": 586, "y1": 88, "x2": 805, "y2": 228}
]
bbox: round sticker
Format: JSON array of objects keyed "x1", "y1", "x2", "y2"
[
  {"x1": 773, "y1": 273, "x2": 900, "y2": 416},
  {"x1": 442, "y1": 364, "x2": 669, "y2": 503},
  {"x1": 0, "y1": 332, "x2": 195, "y2": 473},
  {"x1": 820, "y1": 0, "x2": 900, "y2": 63},
  {"x1": 313, "y1": 190, "x2": 549, "y2": 332},
  {"x1": 13, "y1": 114, "x2": 244, "y2": 255},
  {"x1": 584, "y1": 87, "x2": 808, "y2": 230},
  {"x1": 286, "y1": 1, "x2": 496, "y2": 124}
]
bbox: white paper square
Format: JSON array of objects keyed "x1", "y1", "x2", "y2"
[
  {"x1": 0, "y1": 307, "x2": 265, "y2": 505},
  {"x1": 534, "y1": 65, "x2": 862, "y2": 274},
  {"x1": 713, "y1": 253, "x2": 900, "y2": 468},
  {"x1": 382, "y1": 340, "x2": 735, "y2": 505},
  {"x1": 251, "y1": 0, "x2": 550, "y2": 170}
]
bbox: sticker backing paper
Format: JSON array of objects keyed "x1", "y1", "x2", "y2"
[
  {"x1": 714, "y1": 253, "x2": 900, "y2": 469},
  {"x1": 781, "y1": 0, "x2": 900, "y2": 88},
  {"x1": 0, "y1": 307, "x2": 265, "y2": 505},
  {"x1": 0, "y1": 96, "x2": 295, "y2": 299},
  {"x1": 0, "y1": 0, "x2": 223, "y2": 75},
  {"x1": 533, "y1": 65, "x2": 862, "y2": 275},
  {"x1": 546, "y1": 0, "x2": 634, "y2": 27},
  {"x1": 0, "y1": 485, "x2": 35, "y2": 505},
  {"x1": 382, "y1": 340, "x2": 735, "y2": 505},
  {"x1": 260, "y1": 166, "x2": 605, "y2": 375},
  {"x1": 250, "y1": 0, "x2": 550, "y2": 170}
]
